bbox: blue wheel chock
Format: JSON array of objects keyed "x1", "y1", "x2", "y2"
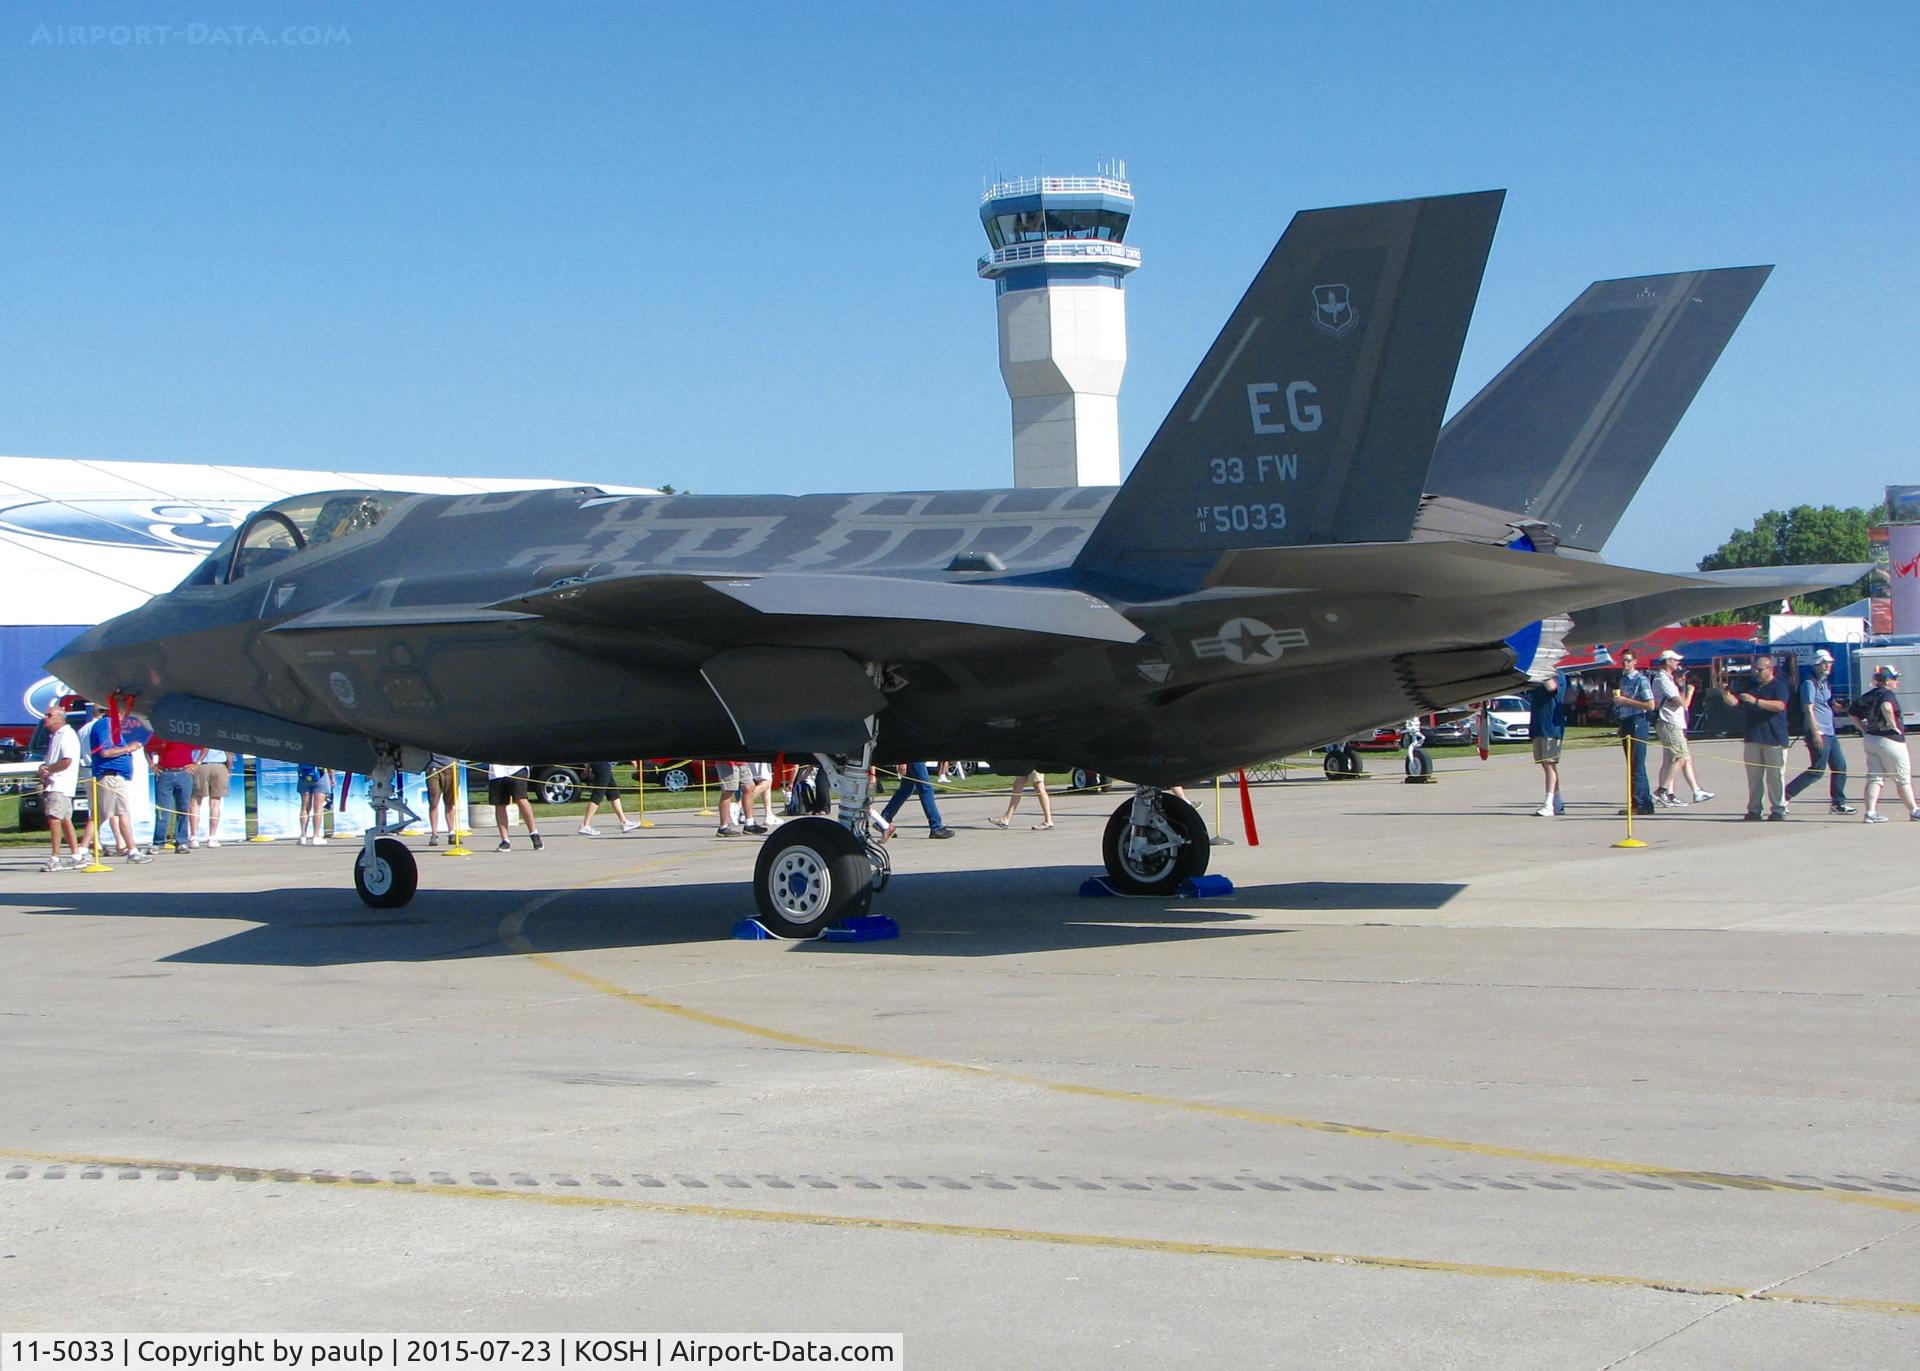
[
  {"x1": 1080, "y1": 874, "x2": 1236, "y2": 899},
  {"x1": 732, "y1": 914, "x2": 900, "y2": 942}
]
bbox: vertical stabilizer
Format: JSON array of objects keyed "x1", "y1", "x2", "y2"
[
  {"x1": 1075, "y1": 190, "x2": 1502, "y2": 570},
  {"x1": 1425, "y1": 266, "x2": 1770, "y2": 551}
]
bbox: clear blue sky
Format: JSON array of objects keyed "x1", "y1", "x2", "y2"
[{"x1": 3, "y1": 1, "x2": 1912, "y2": 572}]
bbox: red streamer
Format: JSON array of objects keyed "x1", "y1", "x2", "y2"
[{"x1": 1237, "y1": 769, "x2": 1260, "y2": 847}]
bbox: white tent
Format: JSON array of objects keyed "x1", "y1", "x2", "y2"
[{"x1": 0, "y1": 453, "x2": 654, "y2": 720}]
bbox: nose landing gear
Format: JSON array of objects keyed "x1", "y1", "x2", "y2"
[{"x1": 352, "y1": 746, "x2": 423, "y2": 908}]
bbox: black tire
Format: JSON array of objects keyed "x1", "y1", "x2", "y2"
[
  {"x1": 1323, "y1": 750, "x2": 1343, "y2": 777},
  {"x1": 1071, "y1": 767, "x2": 1094, "y2": 792},
  {"x1": 1405, "y1": 747, "x2": 1432, "y2": 780},
  {"x1": 536, "y1": 767, "x2": 578, "y2": 805},
  {"x1": 752, "y1": 817, "x2": 872, "y2": 938},
  {"x1": 354, "y1": 836, "x2": 418, "y2": 908},
  {"x1": 1101, "y1": 794, "x2": 1210, "y2": 896},
  {"x1": 660, "y1": 767, "x2": 691, "y2": 793}
]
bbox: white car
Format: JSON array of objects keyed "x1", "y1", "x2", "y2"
[{"x1": 1483, "y1": 695, "x2": 1533, "y2": 742}]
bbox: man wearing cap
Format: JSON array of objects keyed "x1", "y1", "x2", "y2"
[
  {"x1": 1611, "y1": 648, "x2": 1657, "y2": 816},
  {"x1": 1719, "y1": 654, "x2": 1792, "y2": 820},
  {"x1": 1855, "y1": 664, "x2": 1917, "y2": 823},
  {"x1": 1651, "y1": 650, "x2": 1712, "y2": 807},
  {"x1": 1785, "y1": 648, "x2": 1854, "y2": 814}
]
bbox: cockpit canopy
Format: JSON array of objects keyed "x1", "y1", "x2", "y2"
[{"x1": 181, "y1": 490, "x2": 397, "y2": 587}]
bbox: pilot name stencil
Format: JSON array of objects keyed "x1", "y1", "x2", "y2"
[{"x1": 1190, "y1": 619, "x2": 1310, "y2": 666}]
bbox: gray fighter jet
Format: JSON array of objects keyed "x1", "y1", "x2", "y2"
[{"x1": 50, "y1": 190, "x2": 1863, "y2": 934}]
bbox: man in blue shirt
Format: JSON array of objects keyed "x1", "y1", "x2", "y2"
[
  {"x1": 1720, "y1": 654, "x2": 1792, "y2": 820},
  {"x1": 1526, "y1": 676, "x2": 1568, "y2": 815},
  {"x1": 82, "y1": 702, "x2": 152, "y2": 862},
  {"x1": 1612, "y1": 648, "x2": 1656, "y2": 815},
  {"x1": 1784, "y1": 648, "x2": 1854, "y2": 813}
]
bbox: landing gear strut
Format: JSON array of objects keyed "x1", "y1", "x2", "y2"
[
  {"x1": 1101, "y1": 787, "x2": 1210, "y2": 896},
  {"x1": 750, "y1": 667, "x2": 890, "y2": 937},
  {"x1": 353, "y1": 746, "x2": 421, "y2": 909}
]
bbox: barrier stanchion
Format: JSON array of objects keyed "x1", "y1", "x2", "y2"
[
  {"x1": 635, "y1": 763, "x2": 654, "y2": 828},
  {"x1": 1210, "y1": 775, "x2": 1233, "y2": 845},
  {"x1": 696, "y1": 764, "x2": 714, "y2": 817},
  {"x1": 79, "y1": 776, "x2": 111, "y2": 873},
  {"x1": 1614, "y1": 737, "x2": 1646, "y2": 849}
]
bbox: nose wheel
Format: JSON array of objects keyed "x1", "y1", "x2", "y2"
[{"x1": 355, "y1": 835, "x2": 419, "y2": 908}]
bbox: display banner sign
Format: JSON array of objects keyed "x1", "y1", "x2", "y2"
[
  {"x1": 1890, "y1": 524, "x2": 1920, "y2": 635},
  {"x1": 253, "y1": 758, "x2": 303, "y2": 839}
]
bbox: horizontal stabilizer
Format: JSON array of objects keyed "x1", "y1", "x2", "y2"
[
  {"x1": 1427, "y1": 266, "x2": 1770, "y2": 551},
  {"x1": 1077, "y1": 190, "x2": 1503, "y2": 568},
  {"x1": 1566, "y1": 564, "x2": 1872, "y2": 647},
  {"x1": 1207, "y1": 540, "x2": 1690, "y2": 608}
]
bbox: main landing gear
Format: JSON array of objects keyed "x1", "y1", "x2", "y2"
[
  {"x1": 353, "y1": 746, "x2": 422, "y2": 909},
  {"x1": 751, "y1": 670, "x2": 893, "y2": 938},
  {"x1": 1101, "y1": 787, "x2": 1210, "y2": 895}
]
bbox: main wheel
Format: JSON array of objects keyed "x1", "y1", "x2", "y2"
[
  {"x1": 1404, "y1": 746, "x2": 1433, "y2": 780},
  {"x1": 752, "y1": 817, "x2": 872, "y2": 938},
  {"x1": 354, "y1": 836, "x2": 418, "y2": 908},
  {"x1": 1101, "y1": 794, "x2": 1210, "y2": 896}
]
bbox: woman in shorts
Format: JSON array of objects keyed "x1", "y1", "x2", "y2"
[
  {"x1": 989, "y1": 769, "x2": 1054, "y2": 830},
  {"x1": 297, "y1": 764, "x2": 333, "y2": 846},
  {"x1": 1857, "y1": 664, "x2": 1916, "y2": 823}
]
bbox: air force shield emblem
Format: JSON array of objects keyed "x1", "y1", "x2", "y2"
[{"x1": 1311, "y1": 283, "x2": 1359, "y2": 338}]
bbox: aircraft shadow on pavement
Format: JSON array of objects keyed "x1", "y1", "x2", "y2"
[{"x1": 0, "y1": 865, "x2": 1461, "y2": 966}]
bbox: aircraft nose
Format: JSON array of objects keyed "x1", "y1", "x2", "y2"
[{"x1": 46, "y1": 612, "x2": 161, "y2": 704}]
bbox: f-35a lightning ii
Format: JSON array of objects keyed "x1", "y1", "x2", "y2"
[{"x1": 51, "y1": 190, "x2": 1864, "y2": 935}]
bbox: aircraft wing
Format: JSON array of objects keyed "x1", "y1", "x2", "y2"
[
  {"x1": 490, "y1": 571, "x2": 1144, "y2": 647},
  {"x1": 489, "y1": 571, "x2": 1145, "y2": 753}
]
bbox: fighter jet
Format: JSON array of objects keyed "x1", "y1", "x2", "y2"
[{"x1": 50, "y1": 190, "x2": 1863, "y2": 935}]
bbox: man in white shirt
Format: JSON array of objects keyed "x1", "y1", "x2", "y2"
[
  {"x1": 1650, "y1": 649, "x2": 1712, "y2": 806},
  {"x1": 35, "y1": 704, "x2": 84, "y2": 871},
  {"x1": 487, "y1": 763, "x2": 544, "y2": 852}
]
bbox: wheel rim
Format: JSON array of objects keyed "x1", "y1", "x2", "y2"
[
  {"x1": 663, "y1": 769, "x2": 690, "y2": 792},
  {"x1": 545, "y1": 777, "x2": 575, "y2": 803},
  {"x1": 359, "y1": 852, "x2": 393, "y2": 897},
  {"x1": 766, "y1": 846, "x2": 831, "y2": 922},
  {"x1": 1120, "y1": 816, "x2": 1180, "y2": 883}
]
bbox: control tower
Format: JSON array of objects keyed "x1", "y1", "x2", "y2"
[{"x1": 978, "y1": 170, "x2": 1140, "y2": 487}]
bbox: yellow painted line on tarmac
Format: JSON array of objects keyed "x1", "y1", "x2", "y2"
[
  {"x1": 4, "y1": 1147, "x2": 1915, "y2": 1318},
  {"x1": 498, "y1": 860, "x2": 1920, "y2": 1221}
]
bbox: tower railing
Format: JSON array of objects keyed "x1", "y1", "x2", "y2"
[
  {"x1": 982, "y1": 176, "x2": 1132, "y2": 202},
  {"x1": 978, "y1": 241, "x2": 1142, "y2": 271}
]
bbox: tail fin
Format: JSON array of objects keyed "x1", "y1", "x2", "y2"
[
  {"x1": 1424, "y1": 266, "x2": 1770, "y2": 552},
  {"x1": 1075, "y1": 189, "x2": 1502, "y2": 571}
]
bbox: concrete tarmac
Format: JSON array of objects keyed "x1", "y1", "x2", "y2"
[{"x1": 3, "y1": 739, "x2": 1917, "y2": 1368}]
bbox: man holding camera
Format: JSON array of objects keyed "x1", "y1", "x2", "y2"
[{"x1": 1720, "y1": 654, "x2": 1792, "y2": 820}]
